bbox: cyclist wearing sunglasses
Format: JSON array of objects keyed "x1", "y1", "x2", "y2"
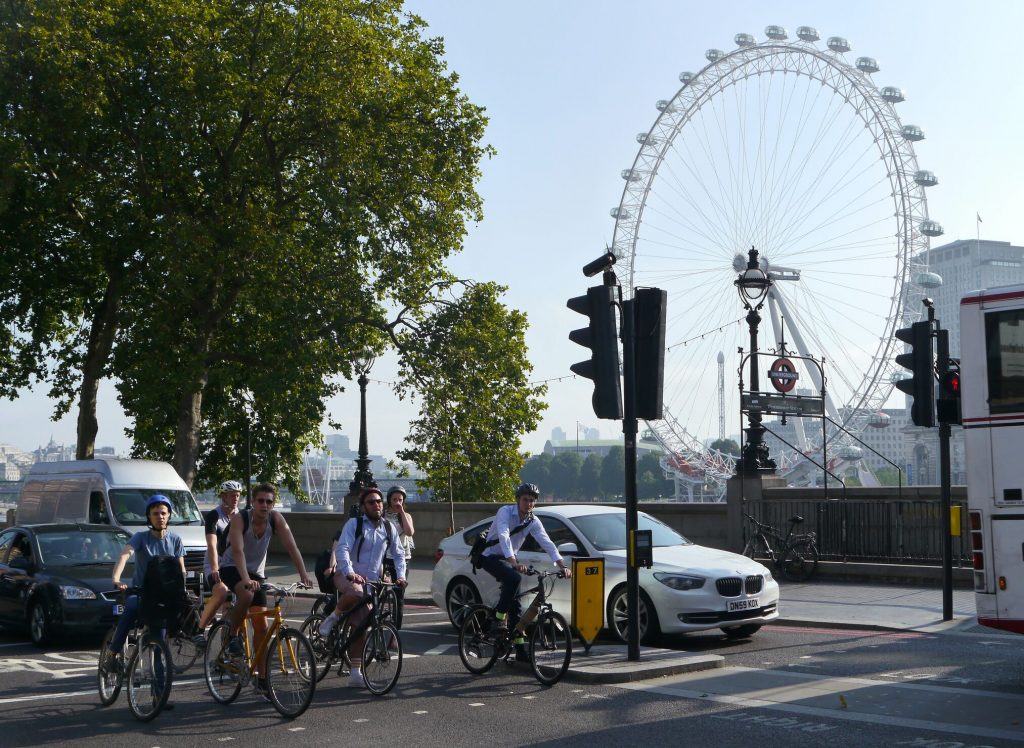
[
  {"x1": 220, "y1": 482, "x2": 311, "y2": 693},
  {"x1": 319, "y1": 486, "x2": 408, "y2": 687}
]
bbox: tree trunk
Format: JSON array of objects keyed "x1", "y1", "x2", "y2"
[
  {"x1": 172, "y1": 379, "x2": 207, "y2": 488},
  {"x1": 76, "y1": 277, "x2": 122, "y2": 459}
]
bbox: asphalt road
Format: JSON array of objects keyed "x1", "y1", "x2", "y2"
[{"x1": 1, "y1": 601, "x2": 1022, "y2": 747}]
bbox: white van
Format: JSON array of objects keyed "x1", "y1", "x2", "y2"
[{"x1": 17, "y1": 458, "x2": 208, "y2": 573}]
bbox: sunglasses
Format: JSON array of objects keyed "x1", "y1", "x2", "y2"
[{"x1": 254, "y1": 497, "x2": 276, "y2": 505}]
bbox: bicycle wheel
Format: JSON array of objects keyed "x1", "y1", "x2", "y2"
[
  {"x1": 168, "y1": 632, "x2": 199, "y2": 674},
  {"x1": 203, "y1": 620, "x2": 243, "y2": 704},
  {"x1": 529, "y1": 612, "x2": 572, "y2": 686},
  {"x1": 458, "y1": 605, "x2": 499, "y2": 675},
  {"x1": 780, "y1": 539, "x2": 820, "y2": 582},
  {"x1": 126, "y1": 638, "x2": 173, "y2": 722},
  {"x1": 97, "y1": 626, "x2": 124, "y2": 706},
  {"x1": 742, "y1": 533, "x2": 772, "y2": 562},
  {"x1": 379, "y1": 586, "x2": 399, "y2": 626},
  {"x1": 299, "y1": 613, "x2": 333, "y2": 683},
  {"x1": 266, "y1": 628, "x2": 316, "y2": 719},
  {"x1": 362, "y1": 621, "x2": 402, "y2": 696}
]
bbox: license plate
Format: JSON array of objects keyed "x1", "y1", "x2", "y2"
[
  {"x1": 113, "y1": 604, "x2": 124, "y2": 616},
  {"x1": 728, "y1": 598, "x2": 758, "y2": 612}
]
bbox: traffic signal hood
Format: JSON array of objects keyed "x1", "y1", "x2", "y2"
[
  {"x1": 568, "y1": 285, "x2": 623, "y2": 420},
  {"x1": 894, "y1": 321, "x2": 935, "y2": 428}
]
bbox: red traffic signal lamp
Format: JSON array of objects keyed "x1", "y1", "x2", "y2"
[
  {"x1": 894, "y1": 320, "x2": 935, "y2": 427},
  {"x1": 937, "y1": 363, "x2": 962, "y2": 425}
]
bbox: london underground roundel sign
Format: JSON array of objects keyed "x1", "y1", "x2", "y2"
[{"x1": 769, "y1": 357, "x2": 798, "y2": 393}]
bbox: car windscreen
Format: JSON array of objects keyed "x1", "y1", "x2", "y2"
[
  {"x1": 571, "y1": 512, "x2": 691, "y2": 551},
  {"x1": 37, "y1": 530, "x2": 131, "y2": 565},
  {"x1": 110, "y1": 489, "x2": 203, "y2": 526}
]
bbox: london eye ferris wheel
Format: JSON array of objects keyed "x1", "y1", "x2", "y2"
[{"x1": 608, "y1": 25, "x2": 942, "y2": 500}]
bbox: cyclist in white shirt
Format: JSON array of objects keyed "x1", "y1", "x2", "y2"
[{"x1": 479, "y1": 483, "x2": 570, "y2": 662}]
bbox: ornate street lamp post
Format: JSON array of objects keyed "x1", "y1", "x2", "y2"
[
  {"x1": 735, "y1": 247, "x2": 777, "y2": 475},
  {"x1": 349, "y1": 350, "x2": 377, "y2": 493}
]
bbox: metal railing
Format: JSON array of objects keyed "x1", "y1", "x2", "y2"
[{"x1": 744, "y1": 497, "x2": 971, "y2": 566}]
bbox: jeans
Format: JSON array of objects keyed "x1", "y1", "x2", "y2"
[
  {"x1": 109, "y1": 594, "x2": 168, "y2": 683},
  {"x1": 480, "y1": 554, "x2": 522, "y2": 630}
]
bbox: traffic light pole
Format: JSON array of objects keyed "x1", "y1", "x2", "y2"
[
  {"x1": 936, "y1": 326, "x2": 953, "y2": 621},
  {"x1": 621, "y1": 297, "x2": 640, "y2": 662}
]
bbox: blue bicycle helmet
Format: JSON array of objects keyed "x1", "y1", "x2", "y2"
[{"x1": 146, "y1": 494, "x2": 173, "y2": 514}]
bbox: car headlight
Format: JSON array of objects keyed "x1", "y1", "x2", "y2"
[
  {"x1": 653, "y1": 572, "x2": 706, "y2": 591},
  {"x1": 60, "y1": 585, "x2": 97, "y2": 600}
]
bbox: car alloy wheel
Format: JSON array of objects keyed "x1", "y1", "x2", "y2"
[{"x1": 446, "y1": 578, "x2": 481, "y2": 629}]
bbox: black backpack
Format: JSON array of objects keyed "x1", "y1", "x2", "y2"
[
  {"x1": 314, "y1": 530, "x2": 343, "y2": 594},
  {"x1": 469, "y1": 515, "x2": 533, "y2": 574},
  {"x1": 139, "y1": 554, "x2": 186, "y2": 628}
]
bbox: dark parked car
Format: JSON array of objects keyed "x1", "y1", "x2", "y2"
[{"x1": 0, "y1": 523, "x2": 132, "y2": 646}]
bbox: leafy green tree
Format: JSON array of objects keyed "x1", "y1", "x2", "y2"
[
  {"x1": 520, "y1": 453, "x2": 553, "y2": 492},
  {"x1": 395, "y1": 282, "x2": 547, "y2": 502},
  {"x1": 0, "y1": 0, "x2": 492, "y2": 487},
  {"x1": 578, "y1": 453, "x2": 602, "y2": 500},
  {"x1": 637, "y1": 452, "x2": 672, "y2": 499},
  {"x1": 548, "y1": 451, "x2": 583, "y2": 500},
  {"x1": 600, "y1": 446, "x2": 625, "y2": 499},
  {"x1": 710, "y1": 438, "x2": 741, "y2": 458}
]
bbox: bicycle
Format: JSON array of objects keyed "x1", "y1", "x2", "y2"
[
  {"x1": 203, "y1": 582, "x2": 316, "y2": 718},
  {"x1": 166, "y1": 589, "x2": 203, "y2": 674},
  {"x1": 96, "y1": 588, "x2": 174, "y2": 722},
  {"x1": 457, "y1": 567, "x2": 572, "y2": 687},
  {"x1": 742, "y1": 513, "x2": 820, "y2": 582},
  {"x1": 300, "y1": 580, "x2": 402, "y2": 696},
  {"x1": 311, "y1": 580, "x2": 398, "y2": 621}
]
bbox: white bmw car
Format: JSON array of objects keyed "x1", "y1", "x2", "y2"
[{"x1": 431, "y1": 504, "x2": 779, "y2": 642}]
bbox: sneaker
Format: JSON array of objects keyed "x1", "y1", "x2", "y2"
[
  {"x1": 103, "y1": 649, "x2": 124, "y2": 675},
  {"x1": 318, "y1": 616, "x2": 337, "y2": 638},
  {"x1": 191, "y1": 632, "x2": 207, "y2": 650},
  {"x1": 514, "y1": 645, "x2": 530, "y2": 664},
  {"x1": 347, "y1": 669, "x2": 365, "y2": 688},
  {"x1": 226, "y1": 635, "x2": 244, "y2": 657}
]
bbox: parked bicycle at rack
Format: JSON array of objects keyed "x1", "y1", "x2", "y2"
[
  {"x1": 458, "y1": 567, "x2": 572, "y2": 686},
  {"x1": 300, "y1": 580, "x2": 403, "y2": 696},
  {"x1": 742, "y1": 513, "x2": 820, "y2": 582}
]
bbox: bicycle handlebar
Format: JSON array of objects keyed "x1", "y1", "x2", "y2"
[{"x1": 524, "y1": 566, "x2": 567, "y2": 579}]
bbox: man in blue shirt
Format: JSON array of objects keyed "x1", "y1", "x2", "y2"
[{"x1": 319, "y1": 486, "x2": 407, "y2": 687}]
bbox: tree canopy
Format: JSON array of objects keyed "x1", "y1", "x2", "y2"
[{"x1": 0, "y1": 0, "x2": 513, "y2": 490}]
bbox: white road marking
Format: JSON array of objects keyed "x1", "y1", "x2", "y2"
[
  {"x1": 288, "y1": 727, "x2": 306, "y2": 732},
  {"x1": 413, "y1": 710, "x2": 428, "y2": 715},
  {"x1": 469, "y1": 702, "x2": 485, "y2": 707},
  {"x1": 424, "y1": 645, "x2": 454, "y2": 656},
  {"x1": 617, "y1": 666, "x2": 1024, "y2": 743}
]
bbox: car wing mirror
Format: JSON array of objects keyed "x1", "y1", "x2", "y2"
[{"x1": 556, "y1": 542, "x2": 580, "y2": 556}]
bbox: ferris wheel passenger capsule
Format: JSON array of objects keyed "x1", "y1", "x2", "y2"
[
  {"x1": 610, "y1": 207, "x2": 632, "y2": 219},
  {"x1": 765, "y1": 25, "x2": 787, "y2": 40},
  {"x1": 880, "y1": 86, "x2": 905, "y2": 103},
  {"x1": 836, "y1": 445, "x2": 863, "y2": 461},
  {"x1": 901, "y1": 125, "x2": 925, "y2": 142},
  {"x1": 621, "y1": 169, "x2": 642, "y2": 182},
  {"x1": 868, "y1": 412, "x2": 891, "y2": 428},
  {"x1": 856, "y1": 57, "x2": 879, "y2": 73},
  {"x1": 914, "y1": 170, "x2": 939, "y2": 187},
  {"x1": 827, "y1": 37, "x2": 851, "y2": 53},
  {"x1": 735, "y1": 33, "x2": 755, "y2": 47},
  {"x1": 706, "y1": 49, "x2": 724, "y2": 62},
  {"x1": 636, "y1": 132, "x2": 661, "y2": 146},
  {"x1": 656, "y1": 99, "x2": 676, "y2": 113},
  {"x1": 796, "y1": 26, "x2": 819, "y2": 42},
  {"x1": 915, "y1": 271, "x2": 943, "y2": 289},
  {"x1": 678, "y1": 71, "x2": 694, "y2": 84},
  {"x1": 919, "y1": 220, "x2": 944, "y2": 237}
]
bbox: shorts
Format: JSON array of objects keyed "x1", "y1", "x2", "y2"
[
  {"x1": 220, "y1": 567, "x2": 268, "y2": 608},
  {"x1": 332, "y1": 573, "x2": 369, "y2": 628}
]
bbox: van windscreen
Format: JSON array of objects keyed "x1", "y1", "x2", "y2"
[{"x1": 110, "y1": 489, "x2": 201, "y2": 526}]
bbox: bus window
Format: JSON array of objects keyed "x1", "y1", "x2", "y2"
[{"x1": 984, "y1": 308, "x2": 1024, "y2": 413}]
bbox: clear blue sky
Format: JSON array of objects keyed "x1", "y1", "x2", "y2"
[{"x1": 3, "y1": 1, "x2": 1023, "y2": 466}]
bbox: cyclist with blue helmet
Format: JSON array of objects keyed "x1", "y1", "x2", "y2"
[{"x1": 103, "y1": 494, "x2": 186, "y2": 706}]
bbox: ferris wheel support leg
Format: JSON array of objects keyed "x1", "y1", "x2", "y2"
[{"x1": 771, "y1": 291, "x2": 839, "y2": 421}]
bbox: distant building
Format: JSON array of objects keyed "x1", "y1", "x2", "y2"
[
  {"x1": 551, "y1": 427, "x2": 566, "y2": 442},
  {"x1": 543, "y1": 439, "x2": 665, "y2": 459}
]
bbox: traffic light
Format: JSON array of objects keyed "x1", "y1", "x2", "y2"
[
  {"x1": 937, "y1": 362, "x2": 962, "y2": 425},
  {"x1": 568, "y1": 285, "x2": 623, "y2": 419},
  {"x1": 634, "y1": 287, "x2": 667, "y2": 420},
  {"x1": 894, "y1": 320, "x2": 935, "y2": 427}
]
